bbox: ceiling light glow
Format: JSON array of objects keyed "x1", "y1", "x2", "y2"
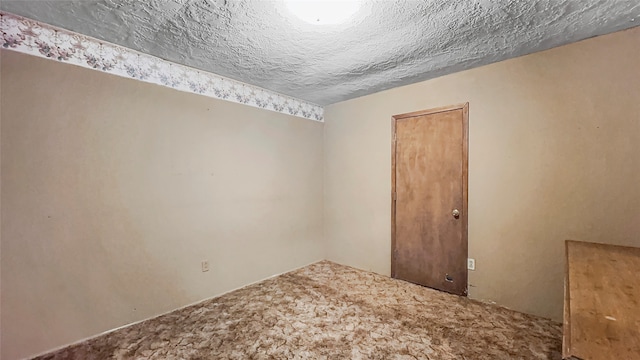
[{"x1": 286, "y1": 0, "x2": 361, "y2": 25}]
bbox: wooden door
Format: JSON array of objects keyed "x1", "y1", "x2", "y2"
[{"x1": 391, "y1": 103, "x2": 469, "y2": 296}]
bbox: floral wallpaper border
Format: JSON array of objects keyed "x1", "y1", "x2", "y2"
[{"x1": 0, "y1": 11, "x2": 324, "y2": 122}]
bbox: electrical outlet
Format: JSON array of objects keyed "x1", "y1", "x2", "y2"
[
  {"x1": 201, "y1": 260, "x2": 209, "y2": 272},
  {"x1": 467, "y1": 258, "x2": 476, "y2": 271}
]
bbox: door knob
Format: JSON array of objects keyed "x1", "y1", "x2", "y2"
[{"x1": 452, "y1": 209, "x2": 460, "y2": 218}]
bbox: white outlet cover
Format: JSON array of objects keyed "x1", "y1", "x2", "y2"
[{"x1": 467, "y1": 258, "x2": 476, "y2": 271}]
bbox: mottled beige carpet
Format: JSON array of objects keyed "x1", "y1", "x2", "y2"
[{"x1": 35, "y1": 261, "x2": 562, "y2": 359}]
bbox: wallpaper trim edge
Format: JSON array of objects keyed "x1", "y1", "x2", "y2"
[{"x1": 0, "y1": 11, "x2": 324, "y2": 122}]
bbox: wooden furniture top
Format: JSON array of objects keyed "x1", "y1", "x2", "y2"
[{"x1": 564, "y1": 240, "x2": 640, "y2": 360}]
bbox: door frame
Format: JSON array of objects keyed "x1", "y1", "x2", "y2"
[{"x1": 391, "y1": 103, "x2": 469, "y2": 289}]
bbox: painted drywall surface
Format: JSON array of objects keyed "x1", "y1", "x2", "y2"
[
  {"x1": 2, "y1": 1, "x2": 639, "y2": 105},
  {"x1": 323, "y1": 26, "x2": 640, "y2": 322},
  {"x1": 0, "y1": 51, "x2": 324, "y2": 360}
]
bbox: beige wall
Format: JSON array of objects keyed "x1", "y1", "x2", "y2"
[
  {"x1": 1, "y1": 51, "x2": 324, "y2": 360},
  {"x1": 324, "y1": 26, "x2": 640, "y2": 322},
  {"x1": 2, "y1": 24, "x2": 640, "y2": 360}
]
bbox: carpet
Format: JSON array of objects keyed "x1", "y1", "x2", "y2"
[{"x1": 34, "y1": 261, "x2": 562, "y2": 359}]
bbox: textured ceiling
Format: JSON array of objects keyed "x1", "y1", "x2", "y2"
[{"x1": 2, "y1": 0, "x2": 638, "y2": 106}]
